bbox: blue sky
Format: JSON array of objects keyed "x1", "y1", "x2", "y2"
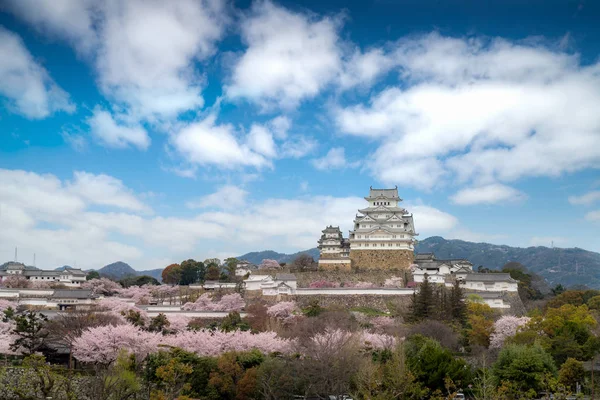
[{"x1": 0, "y1": 0, "x2": 599, "y2": 271}]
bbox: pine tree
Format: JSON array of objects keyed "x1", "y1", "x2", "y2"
[
  {"x1": 11, "y1": 310, "x2": 49, "y2": 355},
  {"x1": 449, "y1": 279, "x2": 467, "y2": 325}
]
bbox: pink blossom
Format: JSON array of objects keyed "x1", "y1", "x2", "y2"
[
  {"x1": 360, "y1": 331, "x2": 397, "y2": 349},
  {"x1": 166, "y1": 314, "x2": 190, "y2": 332},
  {"x1": 1, "y1": 275, "x2": 30, "y2": 288},
  {"x1": 117, "y1": 285, "x2": 153, "y2": 304},
  {"x1": 165, "y1": 330, "x2": 295, "y2": 357},
  {"x1": 72, "y1": 325, "x2": 162, "y2": 364},
  {"x1": 0, "y1": 299, "x2": 16, "y2": 312},
  {"x1": 259, "y1": 259, "x2": 281, "y2": 269},
  {"x1": 370, "y1": 316, "x2": 395, "y2": 331},
  {"x1": 489, "y1": 316, "x2": 531, "y2": 348},
  {"x1": 182, "y1": 293, "x2": 245, "y2": 312},
  {"x1": 95, "y1": 298, "x2": 148, "y2": 323},
  {"x1": 82, "y1": 278, "x2": 122, "y2": 295},
  {"x1": 267, "y1": 301, "x2": 301, "y2": 324},
  {"x1": 30, "y1": 281, "x2": 55, "y2": 289},
  {"x1": 0, "y1": 320, "x2": 18, "y2": 355},
  {"x1": 309, "y1": 280, "x2": 340, "y2": 288}
]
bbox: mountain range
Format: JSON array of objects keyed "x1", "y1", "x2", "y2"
[{"x1": 237, "y1": 236, "x2": 600, "y2": 289}]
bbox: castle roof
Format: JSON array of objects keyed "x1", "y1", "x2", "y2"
[{"x1": 366, "y1": 186, "x2": 400, "y2": 200}]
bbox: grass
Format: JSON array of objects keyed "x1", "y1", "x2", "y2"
[{"x1": 349, "y1": 306, "x2": 387, "y2": 316}]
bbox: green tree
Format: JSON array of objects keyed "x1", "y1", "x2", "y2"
[
  {"x1": 179, "y1": 259, "x2": 206, "y2": 285},
  {"x1": 148, "y1": 313, "x2": 171, "y2": 334},
  {"x1": 11, "y1": 310, "x2": 49, "y2": 355},
  {"x1": 558, "y1": 357, "x2": 585, "y2": 392},
  {"x1": 224, "y1": 258, "x2": 239, "y2": 280},
  {"x1": 205, "y1": 265, "x2": 221, "y2": 281},
  {"x1": 303, "y1": 299, "x2": 324, "y2": 317},
  {"x1": 493, "y1": 344, "x2": 557, "y2": 393},
  {"x1": 449, "y1": 279, "x2": 467, "y2": 325},
  {"x1": 409, "y1": 274, "x2": 435, "y2": 321},
  {"x1": 86, "y1": 270, "x2": 100, "y2": 280},
  {"x1": 220, "y1": 311, "x2": 250, "y2": 332},
  {"x1": 120, "y1": 275, "x2": 160, "y2": 287},
  {"x1": 405, "y1": 335, "x2": 473, "y2": 393}
]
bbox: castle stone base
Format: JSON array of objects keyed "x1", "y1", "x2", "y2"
[
  {"x1": 318, "y1": 258, "x2": 352, "y2": 272},
  {"x1": 350, "y1": 249, "x2": 413, "y2": 271}
]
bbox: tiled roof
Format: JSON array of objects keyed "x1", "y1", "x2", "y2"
[
  {"x1": 275, "y1": 273, "x2": 297, "y2": 281},
  {"x1": 463, "y1": 273, "x2": 516, "y2": 283},
  {"x1": 367, "y1": 187, "x2": 400, "y2": 199},
  {"x1": 52, "y1": 289, "x2": 95, "y2": 299}
]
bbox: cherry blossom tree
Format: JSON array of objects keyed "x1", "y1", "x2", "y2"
[
  {"x1": 1, "y1": 275, "x2": 31, "y2": 288},
  {"x1": 95, "y1": 298, "x2": 148, "y2": 324},
  {"x1": 370, "y1": 316, "x2": 395, "y2": 331},
  {"x1": 267, "y1": 301, "x2": 301, "y2": 324},
  {"x1": 489, "y1": 315, "x2": 531, "y2": 348},
  {"x1": 72, "y1": 325, "x2": 161, "y2": 364},
  {"x1": 384, "y1": 276, "x2": 403, "y2": 288},
  {"x1": 117, "y1": 285, "x2": 153, "y2": 304},
  {"x1": 182, "y1": 293, "x2": 245, "y2": 312},
  {"x1": 259, "y1": 259, "x2": 281, "y2": 269},
  {"x1": 165, "y1": 314, "x2": 190, "y2": 333},
  {"x1": 0, "y1": 299, "x2": 15, "y2": 312},
  {"x1": 30, "y1": 280, "x2": 56, "y2": 289},
  {"x1": 0, "y1": 319, "x2": 18, "y2": 355},
  {"x1": 82, "y1": 278, "x2": 122, "y2": 295},
  {"x1": 309, "y1": 280, "x2": 340, "y2": 288},
  {"x1": 360, "y1": 331, "x2": 397, "y2": 350}
]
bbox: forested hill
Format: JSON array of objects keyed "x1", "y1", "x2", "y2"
[{"x1": 237, "y1": 237, "x2": 600, "y2": 288}]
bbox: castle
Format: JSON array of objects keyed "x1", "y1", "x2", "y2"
[{"x1": 318, "y1": 186, "x2": 417, "y2": 271}]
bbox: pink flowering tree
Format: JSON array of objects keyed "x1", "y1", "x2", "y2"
[
  {"x1": 370, "y1": 316, "x2": 395, "y2": 331},
  {"x1": 360, "y1": 331, "x2": 397, "y2": 350},
  {"x1": 166, "y1": 314, "x2": 190, "y2": 333},
  {"x1": 117, "y1": 285, "x2": 153, "y2": 304},
  {"x1": 82, "y1": 278, "x2": 122, "y2": 295},
  {"x1": 182, "y1": 293, "x2": 245, "y2": 312},
  {"x1": 0, "y1": 299, "x2": 16, "y2": 312},
  {"x1": 95, "y1": 298, "x2": 148, "y2": 325},
  {"x1": 0, "y1": 320, "x2": 18, "y2": 355},
  {"x1": 259, "y1": 259, "x2": 282, "y2": 269},
  {"x1": 1, "y1": 275, "x2": 31, "y2": 288},
  {"x1": 267, "y1": 301, "x2": 301, "y2": 324},
  {"x1": 309, "y1": 280, "x2": 340, "y2": 288},
  {"x1": 489, "y1": 316, "x2": 531, "y2": 348},
  {"x1": 72, "y1": 325, "x2": 161, "y2": 364}
]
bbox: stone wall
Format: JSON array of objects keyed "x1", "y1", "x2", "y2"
[
  {"x1": 318, "y1": 259, "x2": 352, "y2": 272},
  {"x1": 350, "y1": 249, "x2": 414, "y2": 271},
  {"x1": 295, "y1": 270, "x2": 411, "y2": 287},
  {"x1": 293, "y1": 294, "x2": 411, "y2": 312}
]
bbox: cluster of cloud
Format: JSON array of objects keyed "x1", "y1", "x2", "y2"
[
  {"x1": 334, "y1": 33, "x2": 600, "y2": 205},
  {"x1": 0, "y1": 169, "x2": 458, "y2": 270},
  {"x1": 569, "y1": 189, "x2": 600, "y2": 223}
]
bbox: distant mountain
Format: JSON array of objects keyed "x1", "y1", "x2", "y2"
[
  {"x1": 136, "y1": 268, "x2": 164, "y2": 281},
  {"x1": 416, "y1": 237, "x2": 600, "y2": 288},
  {"x1": 237, "y1": 248, "x2": 320, "y2": 265},
  {"x1": 98, "y1": 261, "x2": 137, "y2": 280},
  {"x1": 237, "y1": 237, "x2": 600, "y2": 288},
  {"x1": 54, "y1": 265, "x2": 74, "y2": 271}
]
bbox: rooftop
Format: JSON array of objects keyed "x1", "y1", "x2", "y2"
[
  {"x1": 365, "y1": 186, "x2": 401, "y2": 200},
  {"x1": 52, "y1": 289, "x2": 95, "y2": 299},
  {"x1": 463, "y1": 273, "x2": 517, "y2": 283}
]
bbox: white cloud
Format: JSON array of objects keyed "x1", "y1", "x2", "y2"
[
  {"x1": 171, "y1": 115, "x2": 272, "y2": 170},
  {"x1": 6, "y1": 0, "x2": 228, "y2": 121},
  {"x1": 334, "y1": 33, "x2": 600, "y2": 190},
  {"x1": 338, "y1": 47, "x2": 396, "y2": 89},
  {"x1": 586, "y1": 210, "x2": 600, "y2": 222},
  {"x1": 226, "y1": 1, "x2": 342, "y2": 109},
  {"x1": 0, "y1": 168, "x2": 462, "y2": 270},
  {"x1": 312, "y1": 147, "x2": 348, "y2": 170},
  {"x1": 280, "y1": 136, "x2": 318, "y2": 158},
  {"x1": 67, "y1": 171, "x2": 150, "y2": 212},
  {"x1": 569, "y1": 191, "x2": 600, "y2": 206},
  {"x1": 186, "y1": 185, "x2": 249, "y2": 210},
  {"x1": 87, "y1": 108, "x2": 151, "y2": 150},
  {"x1": 0, "y1": 27, "x2": 74, "y2": 119},
  {"x1": 450, "y1": 184, "x2": 526, "y2": 205},
  {"x1": 246, "y1": 125, "x2": 277, "y2": 158}
]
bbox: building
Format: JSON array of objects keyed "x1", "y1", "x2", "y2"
[
  {"x1": 235, "y1": 260, "x2": 258, "y2": 277},
  {"x1": 413, "y1": 253, "x2": 473, "y2": 283},
  {"x1": 243, "y1": 273, "x2": 298, "y2": 295},
  {"x1": 348, "y1": 187, "x2": 417, "y2": 270},
  {"x1": 0, "y1": 262, "x2": 87, "y2": 286},
  {"x1": 317, "y1": 226, "x2": 351, "y2": 271},
  {"x1": 459, "y1": 273, "x2": 519, "y2": 292}
]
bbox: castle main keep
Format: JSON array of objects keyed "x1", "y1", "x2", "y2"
[{"x1": 318, "y1": 187, "x2": 417, "y2": 271}]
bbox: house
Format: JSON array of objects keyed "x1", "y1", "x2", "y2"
[
  {"x1": 473, "y1": 292, "x2": 511, "y2": 309},
  {"x1": 243, "y1": 275, "x2": 274, "y2": 291},
  {"x1": 459, "y1": 273, "x2": 518, "y2": 292},
  {"x1": 413, "y1": 253, "x2": 473, "y2": 283},
  {"x1": 244, "y1": 273, "x2": 298, "y2": 296},
  {"x1": 17, "y1": 289, "x2": 98, "y2": 310},
  {"x1": 0, "y1": 262, "x2": 87, "y2": 286}
]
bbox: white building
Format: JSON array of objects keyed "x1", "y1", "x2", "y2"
[
  {"x1": 460, "y1": 273, "x2": 519, "y2": 292},
  {"x1": 244, "y1": 273, "x2": 298, "y2": 295},
  {"x1": 317, "y1": 226, "x2": 351, "y2": 270},
  {"x1": 0, "y1": 262, "x2": 87, "y2": 286},
  {"x1": 235, "y1": 260, "x2": 258, "y2": 277},
  {"x1": 413, "y1": 253, "x2": 473, "y2": 283},
  {"x1": 349, "y1": 187, "x2": 417, "y2": 252}
]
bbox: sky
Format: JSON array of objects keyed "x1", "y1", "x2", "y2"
[{"x1": 0, "y1": 0, "x2": 599, "y2": 271}]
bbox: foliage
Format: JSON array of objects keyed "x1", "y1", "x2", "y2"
[
  {"x1": 11, "y1": 310, "x2": 49, "y2": 355},
  {"x1": 466, "y1": 301, "x2": 495, "y2": 348},
  {"x1": 405, "y1": 335, "x2": 473, "y2": 393},
  {"x1": 408, "y1": 320, "x2": 460, "y2": 350},
  {"x1": 119, "y1": 275, "x2": 160, "y2": 287},
  {"x1": 290, "y1": 253, "x2": 317, "y2": 272},
  {"x1": 162, "y1": 263, "x2": 182, "y2": 285},
  {"x1": 409, "y1": 275, "x2": 466, "y2": 325},
  {"x1": 179, "y1": 259, "x2": 206, "y2": 285},
  {"x1": 493, "y1": 344, "x2": 557, "y2": 393},
  {"x1": 558, "y1": 357, "x2": 585, "y2": 392},
  {"x1": 267, "y1": 301, "x2": 301, "y2": 324},
  {"x1": 205, "y1": 265, "x2": 221, "y2": 281},
  {"x1": 220, "y1": 311, "x2": 251, "y2": 332},
  {"x1": 86, "y1": 270, "x2": 101, "y2": 280},
  {"x1": 350, "y1": 306, "x2": 387, "y2": 317},
  {"x1": 502, "y1": 262, "x2": 544, "y2": 300},
  {"x1": 182, "y1": 293, "x2": 245, "y2": 312},
  {"x1": 302, "y1": 299, "x2": 324, "y2": 317}
]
